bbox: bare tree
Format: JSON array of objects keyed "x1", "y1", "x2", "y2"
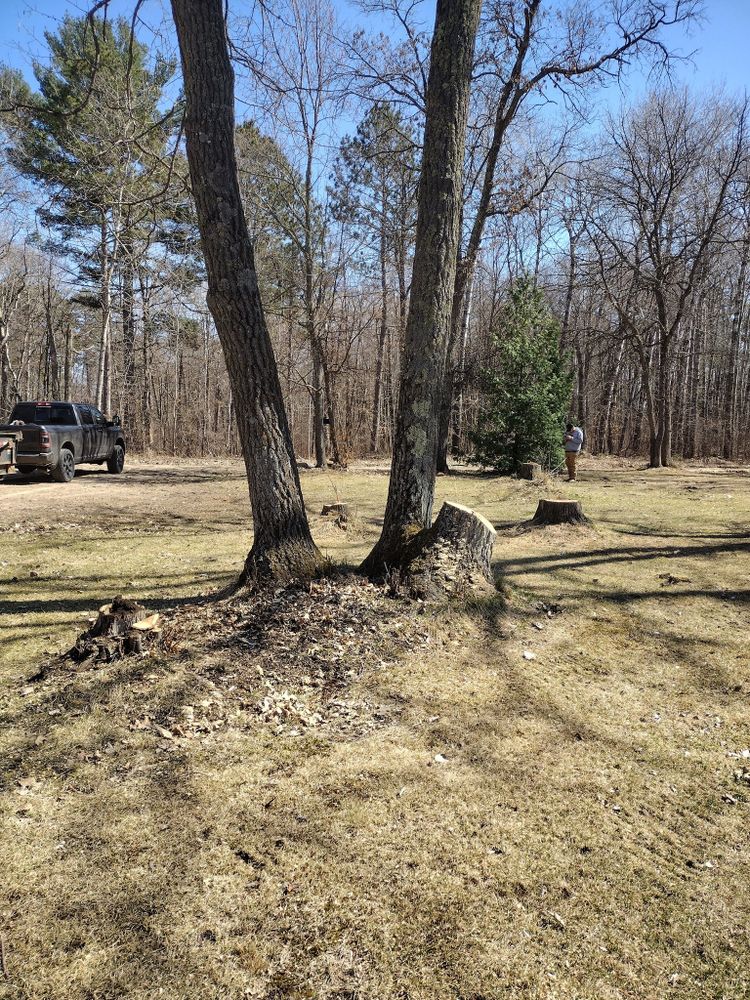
[
  {"x1": 170, "y1": 0, "x2": 323, "y2": 581},
  {"x1": 363, "y1": 0, "x2": 483, "y2": 573},
  {"x1": 586, "y1": 89, "x2": 747, "y2": 466}
]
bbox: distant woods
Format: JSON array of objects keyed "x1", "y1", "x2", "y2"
[{"x1": 1, "y1": 0, "x2": 748, "y2": 467}]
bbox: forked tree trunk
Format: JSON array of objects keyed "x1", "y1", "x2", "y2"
[
  {"x1": 362, "y1": 0, "x2": 483, "y2": 575},
  {"x1": 170, "y1": 0, "x2": 323, "y2": 583}
]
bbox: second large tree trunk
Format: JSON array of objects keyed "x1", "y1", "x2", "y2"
[
  {"x1": 362, "y1": 0, "x2": 483, "y2": 574},
  {"x1": 170, "y1": 0, "x2": 323, "y2": 583}
]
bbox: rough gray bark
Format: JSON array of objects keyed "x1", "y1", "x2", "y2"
[
  {"x1": 170, "y1": 0, "x2": 323, "y2": 583},
  {"x1": 362, "y1": 0, "x2": 482, "y2": 574}
]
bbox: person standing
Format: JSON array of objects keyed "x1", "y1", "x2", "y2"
[{"x1": 563, "y1": 423, "x2": 584, "y2": 481}]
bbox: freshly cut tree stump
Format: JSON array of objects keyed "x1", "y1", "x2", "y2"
[
  {"x1": 518, "y1": 462, "x2": 543, "y2": 481},
  {"x1": 71, "y1": 596, "x2": 160, "y2": 663},
  {"x1": 529, "y1": 498, "x2": 590, "y2": 526},
  {"x1": 398, "y1": 501, "x2": 497, "y2": 600}
]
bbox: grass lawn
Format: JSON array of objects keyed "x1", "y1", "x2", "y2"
[{"x1": 1, "y1": 456, "x2": 749, "y2": 999}]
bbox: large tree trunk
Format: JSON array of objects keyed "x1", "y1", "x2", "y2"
[
  {"x1": 170, "y1": 0, "x2": 323, "y2": 583},
  {"x1": 371, "y1": 210, "x2": 389, "y2": 454},
  {"x1": 96, "y1": 215, "x2": 112, "y2": 413},
  {"x1": 723, "y1": 235, "x2": 748, "y2": 459},
  {"x1": 122, "y1": 256, "x2": 136, "y2": 429},
  {"x1": 311, "y1": 338, "x2": 327, "y2": 468},
  {"x1": 362, "y1": 0, "x2": 483, "y2": 574},
  {"x1": 139, "y1": 274, "x2": 153, "y2": 451}
]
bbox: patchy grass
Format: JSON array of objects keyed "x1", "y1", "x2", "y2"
[{"x1": 1, "y1": 456, "x2": 749, "y2": 999}]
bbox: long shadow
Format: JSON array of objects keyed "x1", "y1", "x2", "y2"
[
  {"x1": 495, "y1": 537, "x2": 750, "y2": 576},
  {"x1": 0, "y1": 581, "x2": 227, "y2": 619},
  {"x1": 597, "y1": 587, "x2": 750, "y2": 605},
  {"x1": 1, "y1": 465, "x2": 247, "y2": 488}
]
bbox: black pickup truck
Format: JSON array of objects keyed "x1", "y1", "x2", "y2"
[{"x1": 0, "y1": 401, "x2": 126, "y2": 482}]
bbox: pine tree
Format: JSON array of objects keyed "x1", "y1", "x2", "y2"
[
  {"x1": 10, "y1": 15, "x2": 179, "y2": 413},
  {"x1": 471, "y1": 278, "x2": 573, "y2": 473}
]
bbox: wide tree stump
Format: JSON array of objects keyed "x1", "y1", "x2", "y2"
[
  {"x1": 71, "y1": 596, "x2": 160, "y2": 663},
  {"x1": 530, "y1": 498, "x2": 590, "y2": 526},
  {"x1": 518, "y1": 462, "x2": 543, "y2": 481},
  {"x1": 321, "y1": 502, "x2": 349, "y2": 521},
  {"x1": 399, "y1": 501, "x2": 497, "y2": 600}
]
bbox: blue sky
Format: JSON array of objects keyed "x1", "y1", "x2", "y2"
[{"x1": 1, "y1": 0, "x2": 748, "y2": 100}]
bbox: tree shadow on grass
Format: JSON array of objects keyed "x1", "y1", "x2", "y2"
[
  {"x1": 2, "y1": 575, "x2": 747, "y2": 998},
  {"x1": 0, "y1": 574, "x2": 230, "y2": 620},
  {"x1": 495, "y1": 537, "x2": 750, "y2": 577}
]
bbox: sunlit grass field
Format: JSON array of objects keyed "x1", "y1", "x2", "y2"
[{"x1": 1, "y1": 456, "x2": 748, "y2": 999}]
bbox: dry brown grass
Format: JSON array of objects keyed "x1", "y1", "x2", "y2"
[{"x1": 1, "y1": 456, "x2": 749, "y2": 999}]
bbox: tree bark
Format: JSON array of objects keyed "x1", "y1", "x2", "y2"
[
  {"x1": 362, "y1": 0, "x2": 482, "y2": 574},
  {"x1": 371, "y1": 207, "x2": 389, "y2": 454},
  {"x1": 723, "y1": 233, "x2": 748, "y2": 459},
  {"x1": 311, "y1": 338, "x2": 327, "y2": 468},
  {"x1": 393, "y1": 501, "x2": 496, "y2": 600},
  {"x1": 170, "y1": 0, "x2": 323, "y2": 583},
  {"x1": 122, "y1": 255, "x2": 136, "y2": 429}
]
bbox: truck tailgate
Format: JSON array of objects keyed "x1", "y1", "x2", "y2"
[{"x1": 0, "y1": 423, "x2": 44, "y2": 453}]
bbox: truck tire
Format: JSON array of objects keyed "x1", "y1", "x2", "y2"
[
  {"x1": 52, "y1": 448, "x2": 76, "y2": 483},
  {"x1": 107, "y1": 444, "x2": 125, "y2": 474}
]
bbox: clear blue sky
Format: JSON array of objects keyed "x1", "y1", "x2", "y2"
[{"x1": 1, "y1": 0, "x2": 747, "y2": 101}]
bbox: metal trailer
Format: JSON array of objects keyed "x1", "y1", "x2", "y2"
[{"x1": 0, "y1": 429, "x2": 23, "y2": 475}]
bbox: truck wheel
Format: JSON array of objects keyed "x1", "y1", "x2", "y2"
[
  {"x1": 107, "y1": 444, "x2": 125, "y2": 474},
  {"x1": 52, "y1": 448, "x2": 76, "y2": 483}
]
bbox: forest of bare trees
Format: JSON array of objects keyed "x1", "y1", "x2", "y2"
[{"x1": 0, "y1": 0, "x2": 748, "y2": 471}]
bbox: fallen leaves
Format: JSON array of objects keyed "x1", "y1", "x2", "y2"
[{"x1": 117, "y1": 577, "x2": 433, "y2": 742}]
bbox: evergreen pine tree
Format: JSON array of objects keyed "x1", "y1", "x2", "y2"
[{"x1": 471, "y1": 278, "x2": 573, "y2": 473}]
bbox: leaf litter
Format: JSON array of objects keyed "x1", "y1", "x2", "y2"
[{"x1": 49, "y1": 576, "x2": 432, "y2": 744}]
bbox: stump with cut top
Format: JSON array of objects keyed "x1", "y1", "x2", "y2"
[
  {"x1": 321, "y1": 502, "x2": 349, "y2": 520},
  {"x1": 518, "y1": 462, "x2": 543, "y2": 481},
  {"x1": 529, "y1": 498, "x2": 590, "y2": 526},
  {"x1": 70, "y1": 595, "x2": 161, "y2": 662},
  {"x1": 397, "y1": 501, "x2": 497, "y2": 600}
]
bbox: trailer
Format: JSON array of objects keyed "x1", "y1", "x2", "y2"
[{"x1": 0, "y1": 429, "x2": 23, "y2": 475}]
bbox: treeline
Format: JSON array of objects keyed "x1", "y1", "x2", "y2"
[{"x1": 1, "y1": 1, "x2": 748, "y2": 466}]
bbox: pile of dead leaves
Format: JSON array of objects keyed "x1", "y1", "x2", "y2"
[
  {"x1": 156, "y1": 576, "x2": 432, "y2": 739},
  {"x1": 149, "y1": 577, "x2": 430, "y2": 740},
  {"x1": 25, "y1": 577, "x2": 434, "y2": 744}
]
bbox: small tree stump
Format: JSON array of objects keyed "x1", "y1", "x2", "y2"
[
  {"x1": 71, "y1": 596, "x2": 158, "y2": 663},
  {"x1": 321, "y1": 502, "x2": 349, "y2": 521},
  {"x1": 91, "y1": 596, "x2": 148, "y2": 638},
  {"x1": 518, "y1": 462, "x2": 543, "y2": 481},
  {"x1": 398, "y1": 501, "x2": 497, "y2": 600},
  {"x1": 529, "y1": 499, "x2": 590, "y2": 526}
]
